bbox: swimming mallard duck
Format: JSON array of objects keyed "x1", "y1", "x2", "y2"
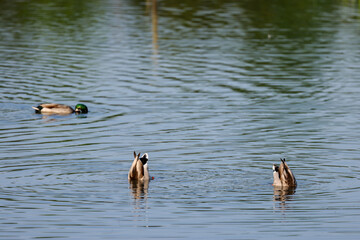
[
  {"x1": 273, "y1": 158, "x2": 297, "y2": 187},
  {"x1": 128, "y1": 151, "x2": 149, "y2": 181},
  {"x1": 32, "y1": 103, "x2": 88, "y2": 115}
]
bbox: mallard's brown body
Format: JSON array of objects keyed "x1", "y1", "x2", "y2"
[
  {"x1": 32, "y1": 103, "x2": 88, "y2": 115},
  {"x1": 273, "y1": 158, "x2": 297, "y2": 187},
  {"x1": 128, "y1": 152, "x2": 149, "y2": 181}
]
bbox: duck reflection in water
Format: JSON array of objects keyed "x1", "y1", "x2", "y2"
[
  {"x1": 272, "y1": 158, "x2": 297, "y2": 207},
  {"x1": 129, "y1": 179, "x2": 149, "y2": 200},
  {"x1": 273, "y1": 185, "x2": 296, "y2": 202},
  {"x1": 129, "y1": 178, "x2": 149, "y2": 227}
]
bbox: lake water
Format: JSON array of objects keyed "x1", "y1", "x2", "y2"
[{"x1": 1, "y1": 0, "x2": 360, "y2": 239}]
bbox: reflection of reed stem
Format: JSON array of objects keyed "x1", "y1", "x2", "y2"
[
  {"x1": 151, "y1": 0, "x2": 158, "y2": 61},
  {"x1": 145, "y1": 0, "x2": 158, "y2": 64}
]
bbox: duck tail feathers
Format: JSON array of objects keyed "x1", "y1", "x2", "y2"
[{"x1": 140, "y1": 153, "x2": 149, "y2": 165}]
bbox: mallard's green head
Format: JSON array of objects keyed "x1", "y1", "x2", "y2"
[
  {"x1": 74, "y1": 104, "x2": 88, "y2": 114},
  {"x1": 33, "y1": 105, "x2": 43, "y2": 114}
]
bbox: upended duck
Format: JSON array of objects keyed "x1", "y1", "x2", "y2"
[
  {"x1": 32, "y1": 103, "x2": 88, "y2": 115},
  {"x1": 273, "y1": 158, "x2": 297, "y2": 187},
  {"x1": 128, "y1": 152, "x2": 149, "y2": 181}
]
